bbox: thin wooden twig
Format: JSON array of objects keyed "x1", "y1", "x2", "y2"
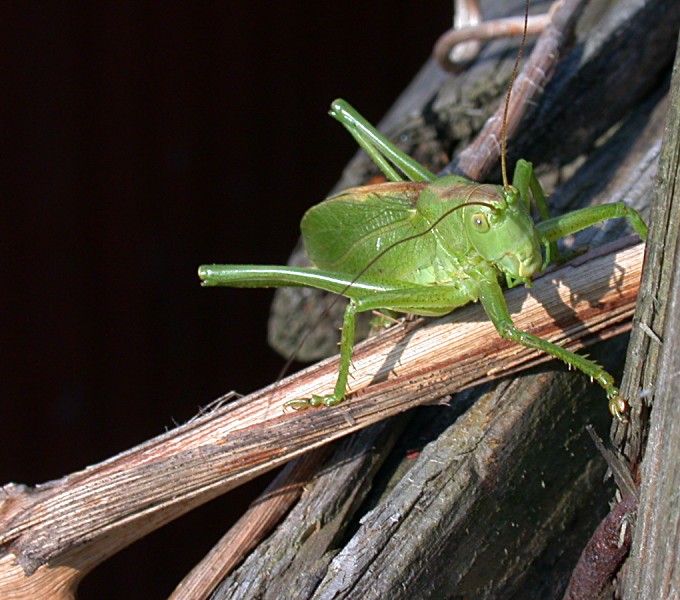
[
  {"x1": 434, "y1": 2, "x2": 554, "y2": 72},
  {"x1": 450, "y1": 0, "x2": 588, "y2": 180}
]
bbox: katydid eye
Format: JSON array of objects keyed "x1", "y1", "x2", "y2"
[{"x1": 471, "y1": 213, "x2": 489, "y2": 232}]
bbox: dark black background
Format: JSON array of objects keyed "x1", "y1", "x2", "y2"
[{"x1": 3, "y1": 3, "x2": 449, "y2": 597}]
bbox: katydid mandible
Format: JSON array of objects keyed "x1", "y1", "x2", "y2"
[{"x1": 198, "y1": 99, "x2": 647, "y2": 421}]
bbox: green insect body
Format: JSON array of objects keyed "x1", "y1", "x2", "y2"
[
  {"x1": 199, "y1": 99, "x2": 647, "y2": 421},
  {"x1": 303, "y1": 178, "x2": 542, "y2": 296}
]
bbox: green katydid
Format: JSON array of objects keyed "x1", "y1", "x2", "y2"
[{"x1": 198, "y1": 98, "x2": 647, "y2": 421}]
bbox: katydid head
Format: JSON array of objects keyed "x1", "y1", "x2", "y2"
[
  {"x1": 479, "y1": 0, "x2": 536, "y2": 285},
  {"x1": 463, "y1": 186, "x2": 542, "y2": 284}
]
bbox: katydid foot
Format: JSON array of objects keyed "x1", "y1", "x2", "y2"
[
  {"x1": 285, "y1": 393, "x2": 345, "y2": 410},
  {"x1": 607, "y1": 390, "x2": 629, "y2": 423}
]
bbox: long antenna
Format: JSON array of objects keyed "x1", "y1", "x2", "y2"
[{"x1": 501, "y1": 0, "x2": 531, "y2": 189}]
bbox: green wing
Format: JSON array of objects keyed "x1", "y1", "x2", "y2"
[{"x1": 302, "y1": 181, "x2": 442, "y2": 284}]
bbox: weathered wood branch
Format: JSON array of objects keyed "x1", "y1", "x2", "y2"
[
  {"x1": 618, "y1": 31, "x2": 680, "y2": 598},
  {"x1": 0, "y1": 239, "x2": 643, "y2": 597}
]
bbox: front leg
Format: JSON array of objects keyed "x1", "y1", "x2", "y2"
[
  {"x1": 477, "y1": 277, "x2": 628, "y2": 421},
  {"x1": 512, "y1": 159, "x2": 561, "y2": 266},
  {"x1": 536, "y1": 203, "x2": 648, "y2": 244}
]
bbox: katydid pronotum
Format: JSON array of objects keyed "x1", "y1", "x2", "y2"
[{"x1": 199, "y1": 95, "x2": 647, "y2": 421}]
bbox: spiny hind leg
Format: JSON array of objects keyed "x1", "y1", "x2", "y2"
[{"x1": 478, "y1": 277, "x2": 628, "y2": 421}]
